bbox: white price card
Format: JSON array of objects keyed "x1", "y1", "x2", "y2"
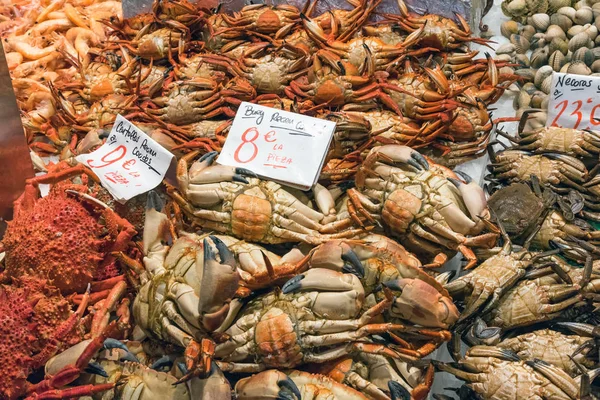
[
  {"x1": 75, "y1": 115, "x2": 174, "y2": 202},
  {"x1": 217, "y1": 102, "x2": 336, "y2": 190},
  {"x1": 547, "y1": 72, "x2": 600, "y2": 130}
]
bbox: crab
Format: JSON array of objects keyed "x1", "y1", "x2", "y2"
[
  {"x1": 1, "y1": 163, "x2": 136, "y2": 296},
  {"x1": 436, "y1": 345, "x2": 596, "y2": 400},
  {"x1": 346, "y1": 145, "x2": 499, "y2": 269},
  {"x1": 170, "y1": 152, "x2": 365, "y2": 244},
  {"x1": 292, "y1": 239, "x2": 459, "y2": 331},
  {"x1": 235, "y1": 369, "x2": 369, "y2": 400}
]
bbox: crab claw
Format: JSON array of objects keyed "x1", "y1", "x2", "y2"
[
  {"x1": 83, "y1": 362, "x2": 108, "y2": 378},
  {"x1": 150, "y1": 354, "x2": 177, "y2": 371},
  {"x1": 371, "y1": 145, "x2": 429, "y2": 170},
  {"x1": 103, "y1": 338, "x2": 139, "y2": 363},
  {"x1": 383, "y1": 278, "x2": 459, "y2": 328},
  {"x1": 448, "y1": 172, "x2": 488, "y2": 223},
  {"x1": 199, "y1": 236, "x2": 240, "y2": 332},
  {"x1": 388, "y1": 381, "x2": 411, "y2": 400},
  {"x1": 306, "y1": 241, "x2": 365, "y2": 278},
  {"x1": 235, "y1": 370, "x2": 301, "y2": 400}
]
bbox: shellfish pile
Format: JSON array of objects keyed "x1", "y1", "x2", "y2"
[{"x1": 0, "y1": 0, "x2": 599, "y2": 399}]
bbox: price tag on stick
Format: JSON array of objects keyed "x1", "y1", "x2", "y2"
[
  {"x1": 217, "y1": 102, "x2": 336, "y2": 190},
  {"x1": 76, "y1": 115, "x2": 174, "y2": 202},
  {"x1": 547, "y1": 72, "x2": 600, "y2": 130}
]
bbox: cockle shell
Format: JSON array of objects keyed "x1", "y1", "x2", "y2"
[
  {"x1": 519, "y1": 25, "x2": 537, "y2": 40},
  {"x1": 549, "y1": 49, "x2": 567, "y2": 71},
  {"x1": 593, "y1": 3, "x2": 600, "y2": 18},
  {"x1": 551, "y1": 0, "x2": 573, "y2": 14},
  {"x1": 549, "y1": 37, "x2": 569, "y2": 54},
  {"x1": 550, "y1": 14, "x2": 573, "y2": 31},
  {"x1": 573, "y1": 47, "x2": 595, "y2": 65},
  {"x1": 591, "y1": 59, "x2": 600, "y2": 72},
  {"x1": 541, "y1": 75, "x2": 554, "y2": 94},
  {"x1": 530, "y1": 32, "x2": 547, "y2": 49},
  {"x1": 515, "y1": 53, "x2": 531, "y2": 67},
  {"x1": 501, "y1": 20, "x2": 520, "y2": 38},
  {"x1": 567, "y1": 24, "x2": 585, "y2": 38},
  {"x1": 496, "y1": 43, "x2": 517, "y2": 55},
  {"x1": 531, "y1": 46, "x2": 550, "y2": 67},
  {"x1": 568, "y1": 31, "x2": 593, "y2": 52},
  {"x1": 514, "y1": 89, "x2": 531, "y2": 109},
  {"x1": 522, "y1": 82, "x2": 538, "y2": 95},
  {"x1": 515, "y1": 68, "x2": 536, "y2": 81},
  {"x1": 566, "y1": 60, "x2": 592, "y2": 74},
  {"x1": 531, "y1": 91, "x2": 548, "y2": 108},
  {"x1": 510, "y1": 34, "x2": 531, "y2": 53},
  {"x1": 534, "y1": 65, "x2": 554, "y2": 88},
  {"x1": 545, "y1": 25, "x2": 567, "y2": 41},
  {"x1": 557, "y1": 6, "x2": 577, "y2": 21},
  {"x1": 528, "y1": 14, "x2": 550, "y2": 31},
  {"x1": 584, "y1": 24, "x2": 598, "y2": 40},
  {"x1": 574, "y1": 7, "x2": 594, "y2": 25}
]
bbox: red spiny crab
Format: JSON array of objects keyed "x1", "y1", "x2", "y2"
[
  {"x1": 315, "y1": 354, "x2": 434, "y2": 400},
  {"x1": 212, "y1": 269, "x2": 448, "y2": 374},
  {"x1": 294, "y1": 239, "x2": 459, "y2": 331},
  {"x1": 2, "y1": 163, "x2": 136, "y2": 295},
  {"x1": 384, "y1": 0, "x2": 490, "y2": 51},
  {"x1": 0, "y1": 277, "x2": 90, "y2": 400},
  {"x1": 171, "y1": 152, "x2": 364, "y2": 244},
  {"x1": 347, "y1": 145, "x2": 499, "y2": 268},
  {"x1": 436, "y1": 345, "x2": 595, "y2": 399}
]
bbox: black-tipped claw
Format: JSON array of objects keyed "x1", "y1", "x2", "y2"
[
  {"x1": 411, "y1": 151, "x2": 429, "y2": 170},
  {"x1": 204, "y1": 238, "x2": 217, "y2": 261},
  {"x1": 447, "y1": 177, "x2": 463, "y2": 188},
  {"x1": 455, "y1": 170, "x2": 473, "y2": 183},
  {"x1": 282, "y1": 274, "x2": 305, "y2": 294},
  {"x1": 209, "y1": 235, "x2": 235, "y2": 266},
  {"x1": 341, "y1": 250, "x2": 364, "y2": 278},
  {"x1": 84, "y1": 362, "x2": 108, "y2": 378},
  {"x1": 236, "y1": 167, "x2": 257, "y2": 178},
  {"x1": 177, "y1": 361, "x2": 189, "y2": 375},
  {"x1": 388, "y1": 381, "x2": 411, "y2": 400},
  {"x1": 277, "y1": 376, "x2": 302, "y2": 400},
  {"x1": 103, "y1": 339, "x2": 138, "y2": 364},
  {"x1": 199, "y1": 151, "x2": 218, "y2": 164},
  {"x1": 382, "y1": 280, "x2": 402, "y2": 292},
  {"x1": 146, "y1": 190, "x2": 164, "y2": 211},
  {"x1": 499, "y1": 349, "x2": 521, "y2": 362},
  {"x1": 151, "y1": 354, "x2": 177, "y2": 371}
]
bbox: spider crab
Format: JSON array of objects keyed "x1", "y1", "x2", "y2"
[
  {"x1": 346, "y1": 145, "x2": 499, "y2": 268},
  {"x1": 170, "y1": 151, "x2": 365, "y2": 244},
  {"x1": 1, "y1": 163, "x2": 137, "y2": 297}
]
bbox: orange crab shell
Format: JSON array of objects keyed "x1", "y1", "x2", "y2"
[{"x1": 2, "y1": 190, "x2": 105, "y2": 294}]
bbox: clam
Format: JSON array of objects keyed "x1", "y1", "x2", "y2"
[
  {"x1": 534, "y1": 65, "x2": 554, "y2": 88},
  {"x1": 522, "y1": 82, "x2": 538, "y2": 95},
  {"x1": 549, "y1": 37, "x2": 569, "y2": 54},
  {"x1": 541, "y1": 96, "x2": 550, "y2": 110},
  {"x1": 592, "y1": 47, "x2": 600, "y2": 58},
  {"x1": 528, "y1": 14, "x2": 550, "y2": 31},
  {"x1": 495, "y1": 54, "x2": 514, "y2": 62},
  {"x1": 496, "y1": 43, "x2": 517, "y2": 55},
  {"x1": 567, "y1": 60, "x2": 592, "y2": 74},
  {"x1": 575, "y1": 7, "x2": 594, "y2": 25},
  {"x1": 531, "y1": 46, "x2": 550, "y2": 68},
  {"x1": 591, "y1": 59, "x2": 600, "y2": 72},
  {"x1": 530, "y1": 32, "x2": 547, "y2": 49},
  {"x1": 545, "y1": 25, "x2": 567, "y2": 41},
  {"x1": 551, "y1": 0, "x2": 574, "y2": 15},
  {"x1": 541, "y1": 74, "x2": 554, "y2": 94},
  {"x1": 572, "y1": 47, "x2": 595, "y2": 65},
  {"x1": 584, "y1": 24, "x2": 598, "y2": 40},
  {"x1": 515, "y1": 68, "x2": 536, "y2": 82},
  {"x1": 550, "y1": 14, "x2": 573, "y2": 32},
  {"x1": 510, "y1": 34, "x2": 530, "y2": 53},
  {"x1": 568, "y1": 31, "x2": 592, "y2": 52},
  {"x1": 514, "y1": 89, "x2": 531, "y2": 110},
  {"x1": 557, "y1": 6, "x2": 577, "y2": 21},
  {"x1": 549, "y1": 49, "x2": 567, "y2": 71},
  {"x1": 519, "y1": 25, "x2": 537, "y2": 41},
  {"x1": 501, "y1": 20, "x2": 519, "y2": 38},
  {"x1": 567, "y1": 24, "x2": 584, "y2": 38},
  {"x1": 531, "y1": 91, "x2": 548, "y2": 108},
  {"x1": 594, "y1": 2, "x2": 600, "y2": 18},
  {"x1": 596, "y1": 15, "x2": 600, "y2": 30},
  {"x1": 515, "y1": 53, "x2": 530, "y2": 67}
]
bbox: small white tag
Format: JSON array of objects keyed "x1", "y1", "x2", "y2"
[
  {"x1": 217, "y1": 102, "x2": 336, "y2": 190},
  {"x1": 75, "y1": 115, "x2": 174, "y2": 203},
  {"x1": 547, "y1": 72, "x2": 600, "y2": 130}
]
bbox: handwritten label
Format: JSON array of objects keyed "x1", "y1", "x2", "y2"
[
  {"x1": 217, "y1": 102, "x2": 336, "y2": 190},
  {"x1": 547, "y1": 72, "x2": 600, "y2": 130},
  {"x1": 75, "y1": 115, "x2": 174, "y2": 202}
]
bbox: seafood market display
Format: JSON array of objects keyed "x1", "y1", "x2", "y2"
[{"x1": 0, "y1": 0, "x2": 599, "y2": 399}]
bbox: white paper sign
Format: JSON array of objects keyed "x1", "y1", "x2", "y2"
[
  {"x1": 547, "y1": 72, "x2": 600, "y2": 130},
  {"x1": 217, "y1": 102, "x2": 336, "y2": 190},
  {"x1": 75, "y1": 115, "x2": 174, "y2": 202}
]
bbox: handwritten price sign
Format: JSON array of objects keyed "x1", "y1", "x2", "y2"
[
  {"x1": 75, "y1": 115, "x2": 174, "y2": 202},
  {"x1": 547, "y1": 72, "x2": 600, "y2": 130},
  {"x1": 217, "y1": 102, "x2": 336, "y2": 190}
]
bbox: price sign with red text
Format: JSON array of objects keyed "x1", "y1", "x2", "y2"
[
  {"x1": 75, "y1": 115, "x2": 174, "y2": 202},
  {"x1": 217, "y1": 102, "x2": 336, "y2": 190},
  {"x1": 547, "y1": 72, "x2": 600, "y2": 130}
]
